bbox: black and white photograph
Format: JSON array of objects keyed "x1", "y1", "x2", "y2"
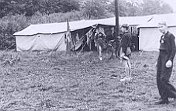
[{"x1": 0, "y1": 0, "x2": 176, "y2": 110}]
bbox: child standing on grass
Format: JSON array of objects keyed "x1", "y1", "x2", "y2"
[{"x1": 119, "y1": 24, "x2": 132, "y2": 82}]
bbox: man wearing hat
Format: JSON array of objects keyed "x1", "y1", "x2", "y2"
[
  {"x1": 155, "y1": 22, "x2": 176, "y2": 104},
  {"x1": 120, "y1": 24, "x2": 132, "y2": 82}
]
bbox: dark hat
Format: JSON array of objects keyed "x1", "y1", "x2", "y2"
[{"x1": 121, "y1": 24, "x2": 129, "y2": 28}]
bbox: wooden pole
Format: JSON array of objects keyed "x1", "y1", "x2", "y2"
[
  {"x1": 115, "y1": 0, "x2": 119, "y2": 37},
  {"x1": 115, "y1": 0, "x2": 121, "y2": 57}
]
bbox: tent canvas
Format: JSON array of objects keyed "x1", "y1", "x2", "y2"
[
  {"x1": 14, "y1": 15, "x2": 151, "y2": 51},
  {"x1": 139, "y1": 27, "x2": 176, "y2": 51},
  {"x1": 15, "y1": 33, "x2": 66, "y2": 51},
  {"x1": 13, "y1": 20, "x2": 94, "y2": 52},
  {"x1": 138, "y1": 13, "x2": 176, "y2": 51}
]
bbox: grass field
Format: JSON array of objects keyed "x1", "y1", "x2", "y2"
[{"x1": 0, "y1": 51, "x2": 176, "y2": 111}]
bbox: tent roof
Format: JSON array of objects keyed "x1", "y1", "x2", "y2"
[
  {"x1": 14, "y1": 20, "x2": 97, "y2": 36},
  {"x1": 120, "y1": 15, "x2": 151, "y2": 26},
  {"x1": 138, "y1": 13, "x2": 176, "y2": 28},
  {"x1": 14, "y1": 15, "x2": 151, "y2": 36}
]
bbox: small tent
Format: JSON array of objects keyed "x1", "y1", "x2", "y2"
[
  {"x1": 138, "y1": 13, "x2": 176, "y2": 51},
  {"x1": 14, "y1": 15, "x2": 151, "y2": 51}
]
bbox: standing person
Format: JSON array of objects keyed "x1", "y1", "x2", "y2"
[
  {"x1": 111, "y1": 27, "x2": 121, "y2": 58},
  {"x1": 120, "y1": 24, "x2": 132, "y2": 82},
  {"x1": 155, "y1": 22, "x2": 176, "y2": 104},
  {"x1": 65, "y1": 32, "x2": 72, "y2": 56}
]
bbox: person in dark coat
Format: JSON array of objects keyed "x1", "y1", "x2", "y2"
[
  {"x1": 120, "y1": 24, "x2": 132, "y2": 82},
  {"x1": 155, "y1": 22, "x2": 176, "y2": 104}
]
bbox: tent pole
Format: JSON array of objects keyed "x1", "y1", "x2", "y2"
[
  {"x1": 115, "y1": 0, "x2": 119, "y2": 37},
  {"x1": 115, "y1": 0, "x2": 121, "y2": 57}
]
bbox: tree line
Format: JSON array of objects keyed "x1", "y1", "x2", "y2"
[
  {"x1": 0, "y1": 0, "x2": 173, "y2": 18},
  {"x1": 0, "y1": 0, "x2": 173, "y2": 50}
]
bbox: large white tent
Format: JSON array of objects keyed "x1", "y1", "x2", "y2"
[
  {"x1": 14, "y1": 20, "x2": 98, "y2": 51},
  {"x1": 138, "y1": 13, "x2": 176, "y2": 51},
  {"x1": 14, "y1": 15, "x2": 151, "y2": 51}
]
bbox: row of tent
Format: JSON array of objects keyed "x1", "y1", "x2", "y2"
[{"x1": 13, "y1": 13, "x2": 176, "y2": 52}]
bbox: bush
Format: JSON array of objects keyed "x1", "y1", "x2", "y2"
[
  {"x1": 30, "y1": 11, "x2": 84, "y2": 24},
  {"x1": 0, "y1": 14, "x2": 28, "y2": 50}
]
